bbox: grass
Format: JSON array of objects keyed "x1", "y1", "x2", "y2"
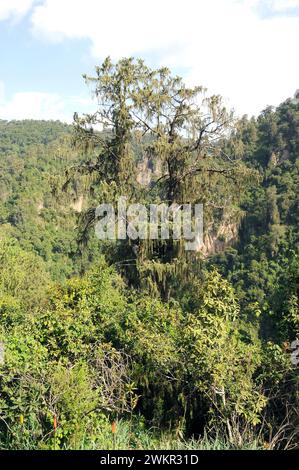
[
  {"x1": 69, "y1": 419, "x2": 262, "y2": 450},
  {"x1": 0, "y1": 418, "x2": 263, "y2": 450}
]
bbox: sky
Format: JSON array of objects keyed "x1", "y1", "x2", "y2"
[{"x1": 0, "y1": 0, "x2": 298, "y2": 122}]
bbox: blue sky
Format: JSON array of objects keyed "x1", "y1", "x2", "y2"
[{"x1": 0, "y1": 0, "x2": 298, "y2": 122}]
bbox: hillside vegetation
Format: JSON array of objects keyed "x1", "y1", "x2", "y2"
[{"x1": 0, "y1": 59, "x2": 298, "y2": 450}]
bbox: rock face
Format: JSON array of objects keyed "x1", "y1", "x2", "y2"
[
  {"x1": 136, "y1": 157, "x2": 153, "y2": 186},
  {"x1": 198, "y1": 221, "x2": 239, "y2": 256},
  {"x1": 136, "y1": 158, "x2": 240, "y2": 256},
  {"x1": 37, "y1": 201, "x2": 44, "y2": 214},
  {"x1": 71, "y1": 194, "x2": 84, "y2": 213},
  {"x1": 136, "y1": 157, "x2": 162, "y2": 186}
]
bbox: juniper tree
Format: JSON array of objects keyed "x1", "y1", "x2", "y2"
[{"x1": 71, "y1": 57, "x2": 251, "y2": 298}]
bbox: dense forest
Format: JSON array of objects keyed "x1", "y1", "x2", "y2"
[{"x1": 0, "y1": 58, "x2": 298, "y2": 450}]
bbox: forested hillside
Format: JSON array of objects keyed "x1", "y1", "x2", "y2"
[
  {"x1": 0, "y1": 60, "x2": 297, "y2": 450},
  {"x1": 0, "y1": 119, "x2": 103, "y2": 279}
]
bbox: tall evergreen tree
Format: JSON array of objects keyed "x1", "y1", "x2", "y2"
[{"x1": 71, "y1": 57, "x2": 252, "y2": 297}]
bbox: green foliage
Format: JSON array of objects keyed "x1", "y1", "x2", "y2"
[
  {"x1": 183, "y1": 271, "x2": 265, "y2": 429},
  {"x1": 0, "y1": 120, "x2": 102, "y2": 281},
  {"x1": 0, "y1": 61, "x2": 298, "y2": 450},
  {"x1": 213, "y1": 97, "x2": 299, "y2": 336},
  {"x1": 0, "y1": 228, "x2": 50, "y2": 314}
]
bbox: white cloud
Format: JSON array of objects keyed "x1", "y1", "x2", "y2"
[
  {"x1": 29, "y1": 0, "x2": 299, "y2": 117},
  {"x1": 0, "y1": 90, "x2": 68, "y2": 121},
  {"x1": 0, "y1": 0, "x2": 35, "y2": 21},
  {"x1": 269, "y1": 0, "x2": 299, "y2": 11},
  {"x1": 0, "y1": 86, "x2": 95, "y2": 122}
]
